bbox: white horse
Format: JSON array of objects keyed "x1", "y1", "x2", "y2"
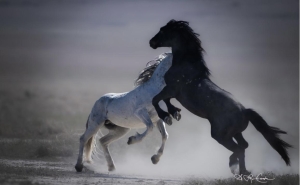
[{"x1": 75, "y1": 53, "x2": 180, "y2": 172}]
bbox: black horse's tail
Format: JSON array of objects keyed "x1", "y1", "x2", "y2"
[{"x1": 245, "y1": 108, "x2": 292, "y2": 166}]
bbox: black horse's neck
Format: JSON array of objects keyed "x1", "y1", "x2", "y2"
[
  {"x1": 171, "y1": 39, "x2": 210, "y2": 78},
  {"x1": 172, "y1": 45, "x2": 202, "y2": 63}
]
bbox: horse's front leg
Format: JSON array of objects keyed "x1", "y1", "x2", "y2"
[
  {"x1": 127, "y1": 108, "x2": 154, "y2": 145},
  {"x1": 163, "y1": 98, "x2": 181, "y2": 121},
  {"x1": 151, "y1": 119, "x2": 168, "y2": 164},
  {"x1": 152, "y1": 86, "x2": 176, "y2": 125}
]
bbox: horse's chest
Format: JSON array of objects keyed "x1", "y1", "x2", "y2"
[
  {"x1": 164, "y1": 67, "x2": 192, "y2": 86},
  {"x1": 164, "y1": 68, "x2": 179, "y2": 83}
]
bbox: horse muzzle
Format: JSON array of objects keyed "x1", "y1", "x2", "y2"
[{"x1": 149, "y1": 40, "x2": 158, "y2": 49}]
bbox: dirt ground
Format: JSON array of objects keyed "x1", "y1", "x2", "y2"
[{"x1": 0, "y1": 158, "x2": 182, "y2": 185}]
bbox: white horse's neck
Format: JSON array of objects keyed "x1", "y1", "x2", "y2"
[{"x1": 149, "y1": 53, "x2": 173, "y2": 85}]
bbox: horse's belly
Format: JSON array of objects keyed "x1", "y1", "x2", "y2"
[
  {"x1": 106, "y1": 103, "x2": 158, "y2": 129},
  {"x1": 108, "y1": 115, "x2": 145, "y2": 128},
  {"x1": 177, "y1": 93, "x2": 208, "y2": 118}
]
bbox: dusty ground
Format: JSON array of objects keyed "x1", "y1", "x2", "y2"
[
  {"x1": 0, "y1": 158, "x2": 182, "y2": 185},
  {"x1": 0, "y1": 157, "x2": 298, "y2": 185}
]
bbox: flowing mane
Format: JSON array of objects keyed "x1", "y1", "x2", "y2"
[
  {"x1": 134, "y1": 53, "x2": 168, "y2": 87},
  {"x1": 164, "y1": 20, "x2": 210, "y2": 78}
]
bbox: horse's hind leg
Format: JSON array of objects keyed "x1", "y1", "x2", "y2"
[
  {"x1": 211, "y1": 129, "x2": 248, "y2": 174},
  {"x1": 75, "y1": 116, "x2": 103, "y2": 172},
  {"x1": 221, "y1": 139, "x2": 242, "y2": 174},
  {"x1": 100, "y1": 124, "x2": 130, "y2": 171},
  {"x1": 234, "y1": 133, "x2": 248, "y2": 149},
  {"x1": 234, "y1": 133, "x2": 250, "y2": 174},
  {"x1": 151, "y1": 119, "x2": 169, "y2": 164},
  {"x1": 75, "y1": 97, "x2": 108, "y2": 172}
]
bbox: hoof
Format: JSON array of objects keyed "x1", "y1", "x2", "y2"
[
  {"x1": 127, "y1": 136, "x2": 135, "y2": 145},
  {"x1": 240, "y1": 169, "x2": 251, "y2": 175},
  {"x1": 151, "y1": 155, "x2": 160, "y2": 164},
  {"x1": 164, "y1": 116, "x2": 172, "y2": 125},
  {"x1": 75, "y1": 163, "x2": 83, "y2": 172},
  {"x1": 108, "y1": 165, "x2": 116, "y2": 172},
  {"x1": 173, "y1": 111, "x2": 181, "y2": 121},
  {"x1": 86, "y1": 159, "x2": 93, "y2": 164}
]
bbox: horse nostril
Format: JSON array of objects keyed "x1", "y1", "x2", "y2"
[{"x1": 149, "y1": 39, "x2": 158, "y2": 49}]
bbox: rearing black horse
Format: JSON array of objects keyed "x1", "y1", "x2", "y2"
[{"x1": 149, "y1": 20, "x2": 291, "y2": 174}]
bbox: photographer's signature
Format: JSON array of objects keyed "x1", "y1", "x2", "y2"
[{"x1": 234, "y1": 173, "x2": 275, "y2": 183}]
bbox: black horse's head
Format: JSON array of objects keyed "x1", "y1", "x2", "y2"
[
  {"x1": 149, "y1": 19, "x2": 209, "y2": 77},
  {"x1": 149, "y1": 19, "x2": 203, "y2": 52}
]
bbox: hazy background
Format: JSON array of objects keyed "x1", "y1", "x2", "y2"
[{"x1": 0, "y1": 0, "x2": 298, "y2": 178}]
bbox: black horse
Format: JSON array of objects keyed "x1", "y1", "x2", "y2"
[{"x1": 149, "y1": 20, "x2": 291, "y2": 174}]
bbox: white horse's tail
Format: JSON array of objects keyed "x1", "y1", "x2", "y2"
[
  {"x1": 84, "y1": 115, "x2": 95, "y2": 162},
  {"x1": 84, "y1": 137, "x2": 95, "y2": 162},
  {"x1": 84, "y1": 97, "x2": 110, "y2": 162}
]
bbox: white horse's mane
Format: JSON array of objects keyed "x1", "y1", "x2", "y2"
[{"x1": 134, "y1": 53, "x2": 170, "y2": 87}]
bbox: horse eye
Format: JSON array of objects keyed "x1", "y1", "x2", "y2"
[{"x1": 160, "y1": 30, "x2": 164, "y2": 34}]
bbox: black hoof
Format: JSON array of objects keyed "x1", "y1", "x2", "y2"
[
  {"x1": 151, "y1": 155, "x2": 159, "y2": 164},
  {"x1": 164, "y1": 116, "x2": 172, "y2": 125},
  {"x1": 75, "y1": 163, "x2": 83, "y2": 172},
  {"x1": 173, "y1": 111, "x2": 181, "y2": 121},
  {"x1": 108, "y1": 165, "x2": 116, "y2": 172},
  {"x1": 240, "y1": 169, "x2": 251, "y2": 175}
]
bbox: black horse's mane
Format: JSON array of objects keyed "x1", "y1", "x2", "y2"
[
  {"x1": 165, "y1": 20, "x2": 210, "y2": 78},
  {"x1": 165, "y1": 20, "x2": 205, "y2": 52}
]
